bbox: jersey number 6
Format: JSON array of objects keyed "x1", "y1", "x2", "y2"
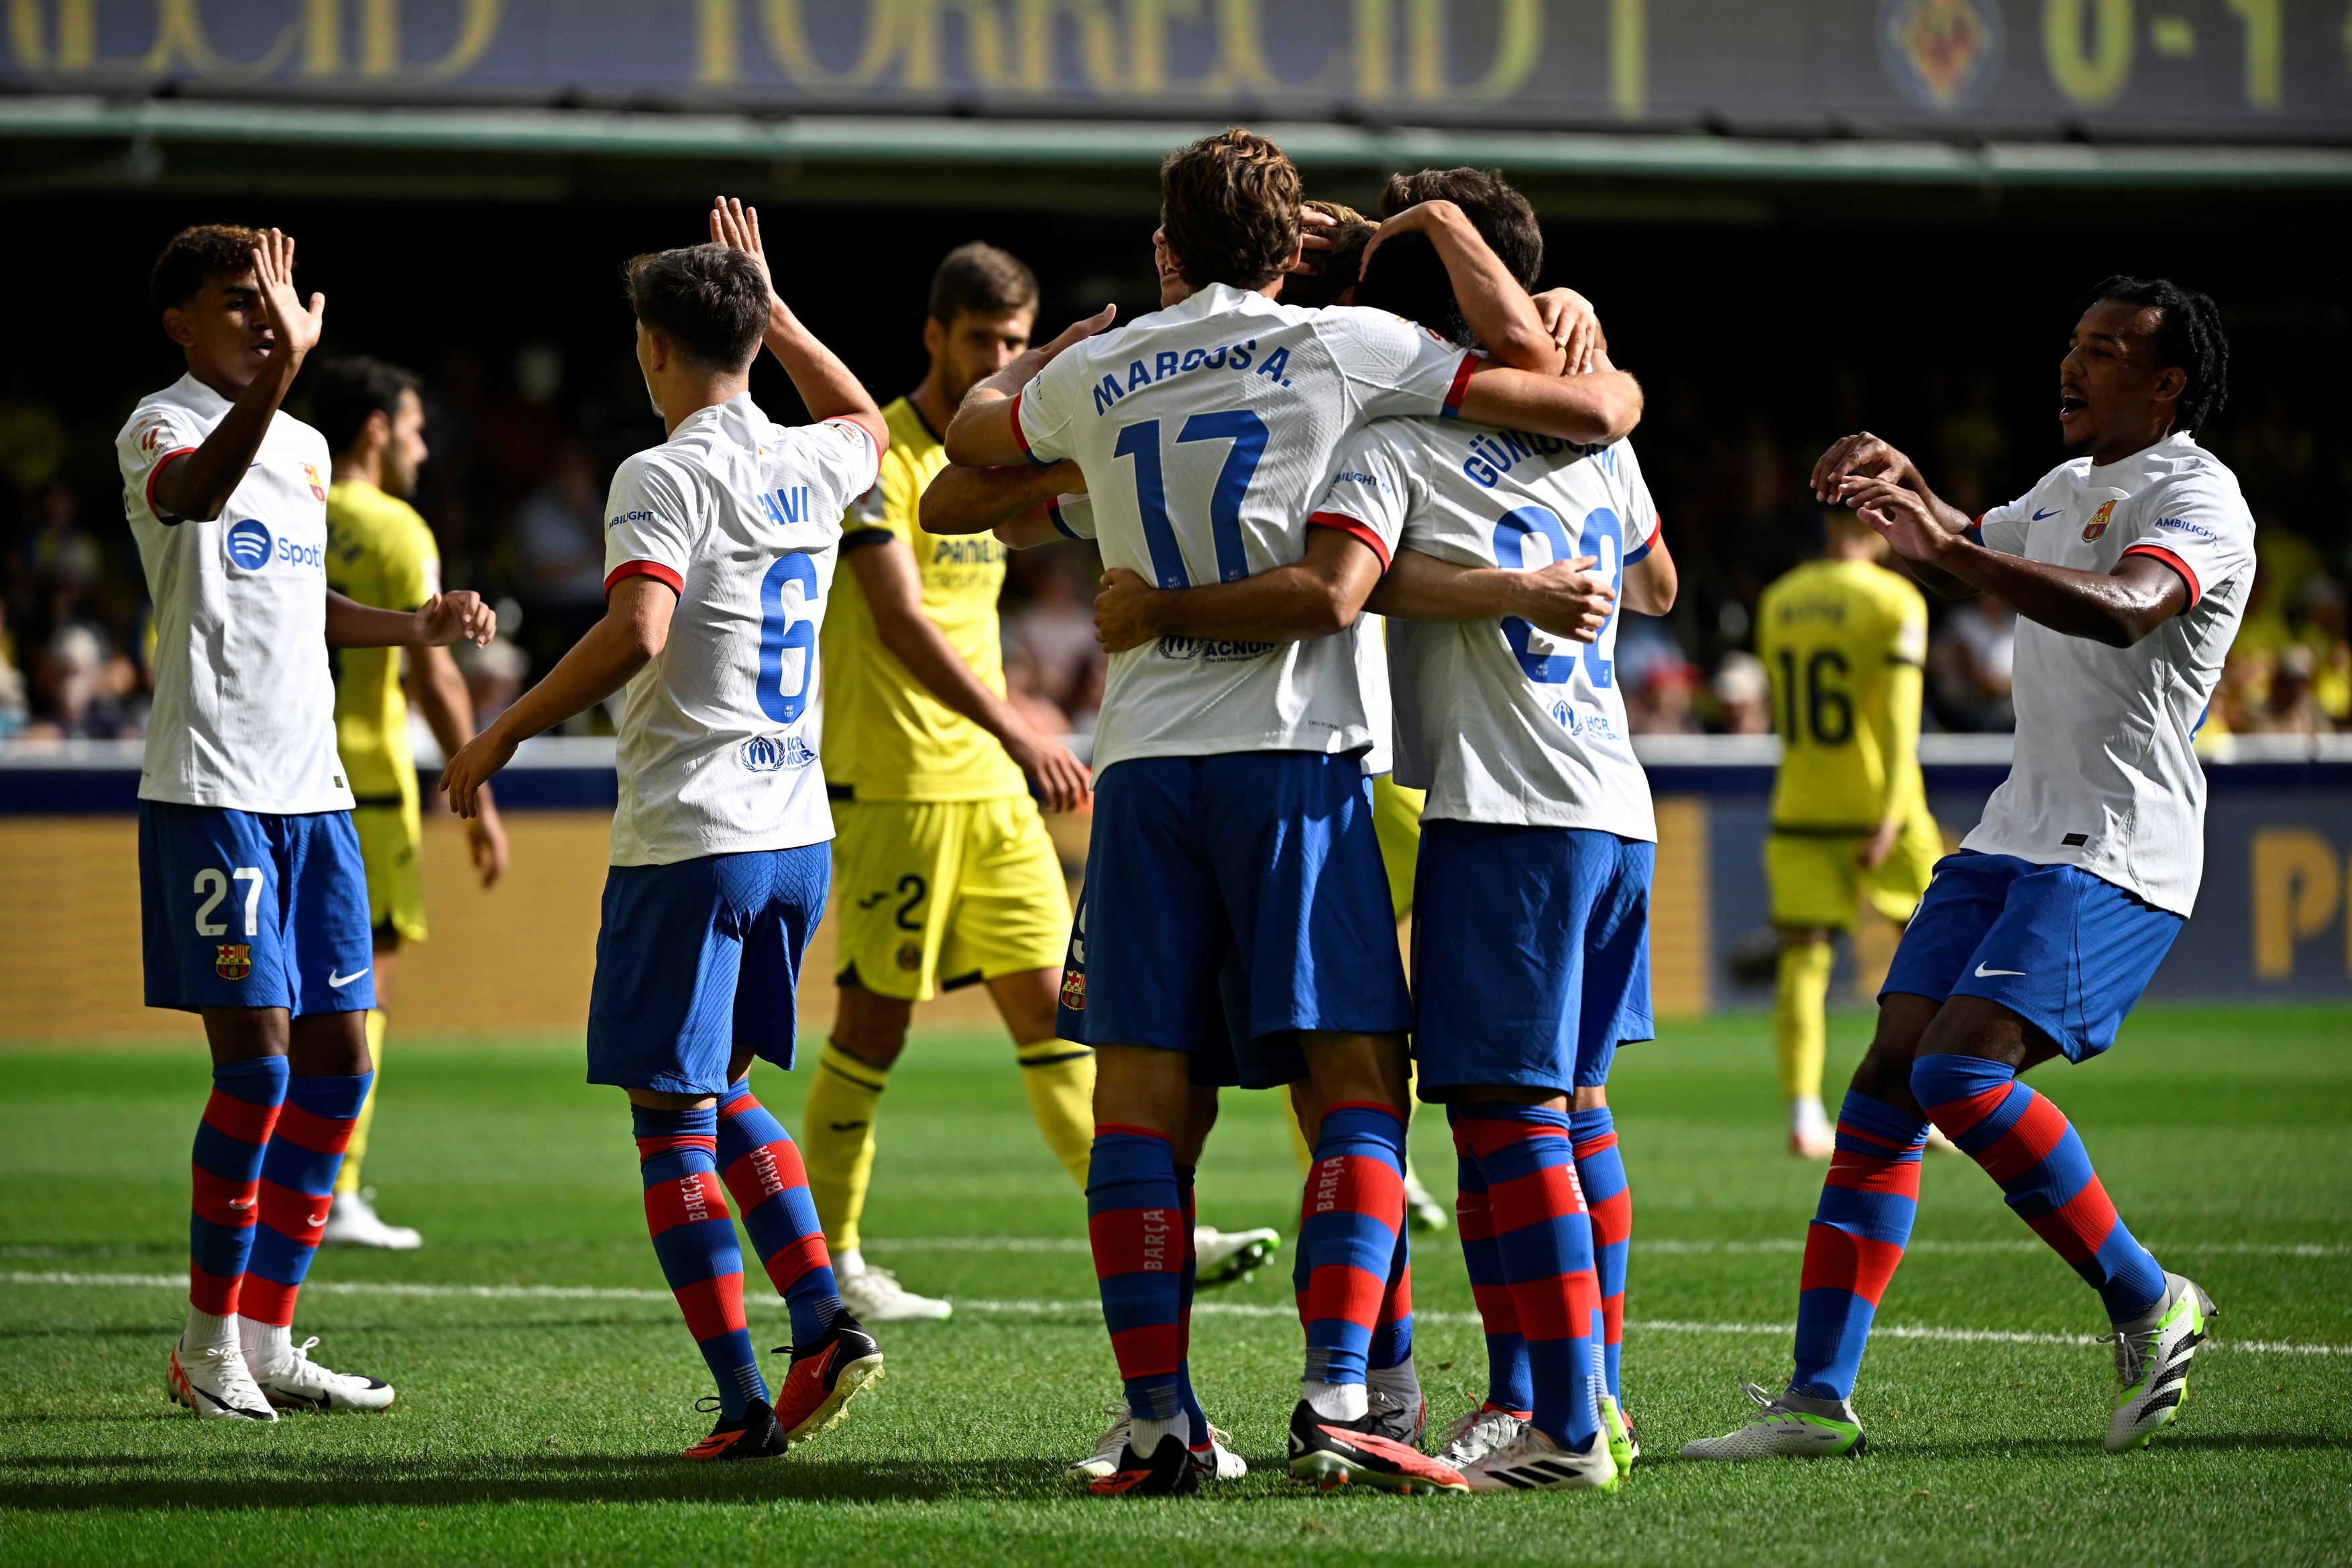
[{"x1": 758, "y1": 552, "x2": 821, "y2": 725}]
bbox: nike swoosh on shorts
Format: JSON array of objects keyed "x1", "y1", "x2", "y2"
[
  {"x1": 1974, "y1": 963, "x2": 2027, "y2": 977},
  {"x1": 328, "y1": 968, "x2": 370, "y2": 988}
]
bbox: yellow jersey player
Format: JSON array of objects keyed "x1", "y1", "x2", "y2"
[
  {"x1": 803, "y1": 243, "x2": 1101, "y2": 1322},
  {"x1": 1756, "y1": 508, "x2": 1940, "y2": 1158},
  {"x1": 313, "y1": 356, "x2": 509, "y2": 1246}
]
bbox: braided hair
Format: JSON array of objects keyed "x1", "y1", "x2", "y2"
[{"x1": 2084, "y1": 275, "x2": 2231, "y2": 433}]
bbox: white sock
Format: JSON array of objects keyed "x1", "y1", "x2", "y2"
[
  {"x1": 1367, "y1": 1355, "x2": 1420, "y2": 1412},
  {"x1": 182, "y1": 1306, "x2": 239, "y2": 1355},
  {"x1": 835, "y1": 1247, "x2": 867, "y2": 1279},
  {"x1": 1130, "y1": 1410, "x2": 1190, "y2": 1455},
  {"x1": 239, "y1": 1319, "x2": 292, "y2": 1374},
  {"x1": 1791, "y1": 1097, "x2": 1830, "y2": 1137},
  {"x1": 1304, "y1": 1380, "x2": 1368, "y2": 1422}
]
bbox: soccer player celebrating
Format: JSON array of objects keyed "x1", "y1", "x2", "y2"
[
  {"x1": 311, "y1": 354, "x2": 512, "y2": 1250},
  {"x1": 1755, "y1": 508, "x2": 1940, "y2": 1159},
  {"x1": 1686, "y1": 278, "x2": 2246, "y2": 1461},
  {"x1": 944, "y1": 129, "x2": 1641, "y2": 1496},
  {"x1": 123, "y1": 224, "x2": 496, "y2": 1420},
  {"x1": 441, "y1": 203, "x2": 887, "y2": 1462}
]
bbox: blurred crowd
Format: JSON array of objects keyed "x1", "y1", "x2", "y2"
[{"x1": 3, "y1": 351, "x2": 2347, "y2": 746}]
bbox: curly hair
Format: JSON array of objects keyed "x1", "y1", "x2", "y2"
[
  {"x1": 1278, "y1": 200, "x2": 1376, "y2": 311},
  {"x1": 149, "y1": 224, "x2": 264, "y2": 315},
  {"x1": 2084, "y1": 275, "x2": 2231, "y2": 433},
  {"x1": 1158, "y1": 128, "x2": 1304, "y2": 292},
  {"x1": 623, "y1": 243, "x2": 770, "y2": 373}
]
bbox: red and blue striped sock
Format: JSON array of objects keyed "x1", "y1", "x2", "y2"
[
  {"x1": 635, "y1": 1104, "x2": 767, "y2": 1420},
  {"x1": 1175, "y1": 1164, "x2": 1210, "y2": 1455},
  {"x1": 1570, "y1": 1107, "x2": 1630, "y2": 1404},
  {"x1": 1368, "y1": 1224, "x2": 1413, "y2": 1373},
  {"x1": 241, "y1": 1071, "x2": 369, "y2": 1329},
  {"x1": 1297, "y1": 1102, "x2": 1407, "y2": 1390},
  {"x1": 1448, "y1": 1108, "x2": 1532, "y2": 1415},
  {"x1": 715, "y1": 1081, "x2": 840, "y2": 1347},
  {"x1": 1791, "y1": 1090, "x2": 1929, "y2": 1401},
  {"x1": 187, "y1": 1056, "x2": 288, "y2": 1321},
  {"x1": 1088, "y1": 1125, "x2": 1184, "y2": 1423},
  {"x1": 1912, "y1": 1054, "x2": 2166, "y2": 1323},
  {"x1": 1461, "y1": 1104, "x2": 1602, "y2": 1452}
]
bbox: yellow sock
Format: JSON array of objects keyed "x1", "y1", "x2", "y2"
[
  {"x1": 1774, "y1": 939, "x2": 1835, "y2": 1105},
  {"x1": 1016, "y1": 1040, "x2": 1097, "y2": 1190},
  {"x1": 336, "y1": 1008, "x2": 388, "y2": 1198},
  {"x1": 801, "y1": 1042, "x2": 889, "y2": 1256}
]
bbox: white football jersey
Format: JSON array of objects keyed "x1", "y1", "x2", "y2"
[
  {"x1": 1046, "y1": 489, "x2": 1395, "y2": 777},
  {"x1": 1961, "y1": 431, "x2": 2254, "y2": 915},
  {"x1": 1015, "y1": 284, "x2": 1474, "y2": 773},
  {"x1": 601, "y1": 396, "x2": 879, "y2": 866},
  {"x1": 117, "y1": 374, "x2": 350, "y2": 816},
  {"x1": 1317, "y1": 418, "x2": 1661, "y2": 838}
]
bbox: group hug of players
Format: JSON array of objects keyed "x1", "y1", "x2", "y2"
[{"x1": 124, "y1": 125, "x2": 2253, "y2": 1496}]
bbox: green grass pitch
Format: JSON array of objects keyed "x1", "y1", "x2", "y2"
[{"x1": 3, "y1": 1006, "x2": 2348, "y2": 1566}]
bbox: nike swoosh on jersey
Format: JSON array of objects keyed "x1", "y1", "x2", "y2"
[
  {"x1": 1974, "y1": 964, "x2": 2027, "y2": 977},
  {"x1": 327, "y1": 968, "x2": 370, "y2": 988},
  {"x1": 2031, "y1": 507, "x2": 2062, "y2": 520}
]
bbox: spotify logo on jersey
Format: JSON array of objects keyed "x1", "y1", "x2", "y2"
[{"x1": 225, "y1": 519, "x2": 272, "y2": 571}]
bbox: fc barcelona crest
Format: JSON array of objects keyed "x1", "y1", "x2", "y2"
[
  {"x1": 302, "y1": 463, "x2": 327, "y2": 503},
  {"x1": 2082, "y1": 500, "x2": 2116, "y2": 543},
  {"x1": 215, "y1": 944, "x2": 252, "y2": 981},
  {"x1": 1060, "y1": 970, "x2": 1086, "y2": 1012}
]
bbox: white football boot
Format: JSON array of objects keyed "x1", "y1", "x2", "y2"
[
  {"x1": 1192, "y1": 1225, "x2": 1280, "y2": 1288},
  {"x1": 167, "y1": 1337, "x2": 277, "y2": 1422},
  {"x1": 1680, "y1": 1381, "x2": 1865, "y2": 1459},
  {"x1": 1434, "y1": 1402, "x2": 1527, "y2": 1470},
  {"x1": 1460, "y1": 1424, "x2": 1621, "y2": 1492},
  {"x1": 1069, "y1": 1400, "x2": 1245, "y2": 1481},
  {"x1": 321, "y1": 1188, "x2": 422, "y2": 1251},
  {"x1": 835, "y1": 1251, "x2": 953, "y2": 1323},
  {"x1": 1402, "y1": 1168, "x2": 1450, "y2": 1235},
  {"x1": 251, "y1": 1336, "x2": 397, "y2": 1412},
  {"x1": 2103, "y1": 1272, "x2": 2217, "y2": 1453}
]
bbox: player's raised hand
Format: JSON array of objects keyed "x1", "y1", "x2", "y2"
[
  {"x1": 1856, "y1": 817, "x2": 1901, "y2": 871},
  {"x1": 1845, "y1": 477, "x2": 1947, "y2": 562},
  {"x1": 1811, "y1": 432, "x2": 1915, "y2": 504},
  {"x1": 1093, "y1": 567, "x2": 1159, "y2": 653},
  {"x1": 438, "y1": 728, "x2": 515, "y2": 821},
  {"x1": 1037, "y1": 303, "x2": 1118, "y2": 363},
  {"x1": 250, "y1": 228, "x2": 325, "y2": 363},
  {"x1": 1509, "y1": 555, "x2": 1616, "y2": 643},
  {"x1": 1531, "y1": 288, "x2": 1606, "y2": 376},
  {"x1": 411, "y1": 590, "x2": 497, "y2": 649},
  {"x1": 709, "y1": 196, "x2": 775, "y2": 298},
  {"x1": 1288, "y1": 204, "x2": 1339, "y2": 275}
]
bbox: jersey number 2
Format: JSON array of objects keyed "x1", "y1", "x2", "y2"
[
  {"x1": 1113, "y1": 411, "x2": 1269, "y2": 587},
  {"x1": 1493, "y1": 504, "x2": 1622, "y2": 686},
  {"x1": 757, "y1": 553, "x2": 820, "y2": 724}
]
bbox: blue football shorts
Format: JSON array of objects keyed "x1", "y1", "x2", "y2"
[
  {"x1": 1054, "y1": 751, "x2": 1410, "y2": 1091},
  {"x1": 1412, "y1": 820, "x2": 1655, "y2": 1099},
  {"x1": 138, "y1": 799, "x2": 376, "y2": 1015},
  {"x1": 1881, "y1": 851, "x2": 2183, "y2": 1063},
  {"x1": 585, "y1": 844, "x2": 829, "y2": 1096}
]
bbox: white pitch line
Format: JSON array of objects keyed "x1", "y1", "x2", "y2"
[
  {"x1": 10, "y1": 1271, "x2": 2347, "y2": 1356},
  {"x1": 867, "y1": 1236, "x2": 2352, "y2": 1259}
]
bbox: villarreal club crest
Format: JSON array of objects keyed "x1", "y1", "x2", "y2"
[
  {"x1": 215, "y1": 944, "x2": 253, "y2": 981},
  {"x1": 2083, "y1": 500, "x2": 2117, "y2": 543}
]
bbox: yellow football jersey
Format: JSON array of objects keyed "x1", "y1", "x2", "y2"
[
  {"x1": 325, "y1": 480, "x2": 439, "y2": 805},
  {"x1": 820, "y1": 396, "x2": 1025, "y2": 801},
  {"x1": 1756, "y1": 559, "x2": 1928, "y2": 832}
]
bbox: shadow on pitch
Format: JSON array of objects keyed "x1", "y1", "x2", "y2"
[{"x1": 0, "y1": 1453, "x2": 1089, "y2": 1510}]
